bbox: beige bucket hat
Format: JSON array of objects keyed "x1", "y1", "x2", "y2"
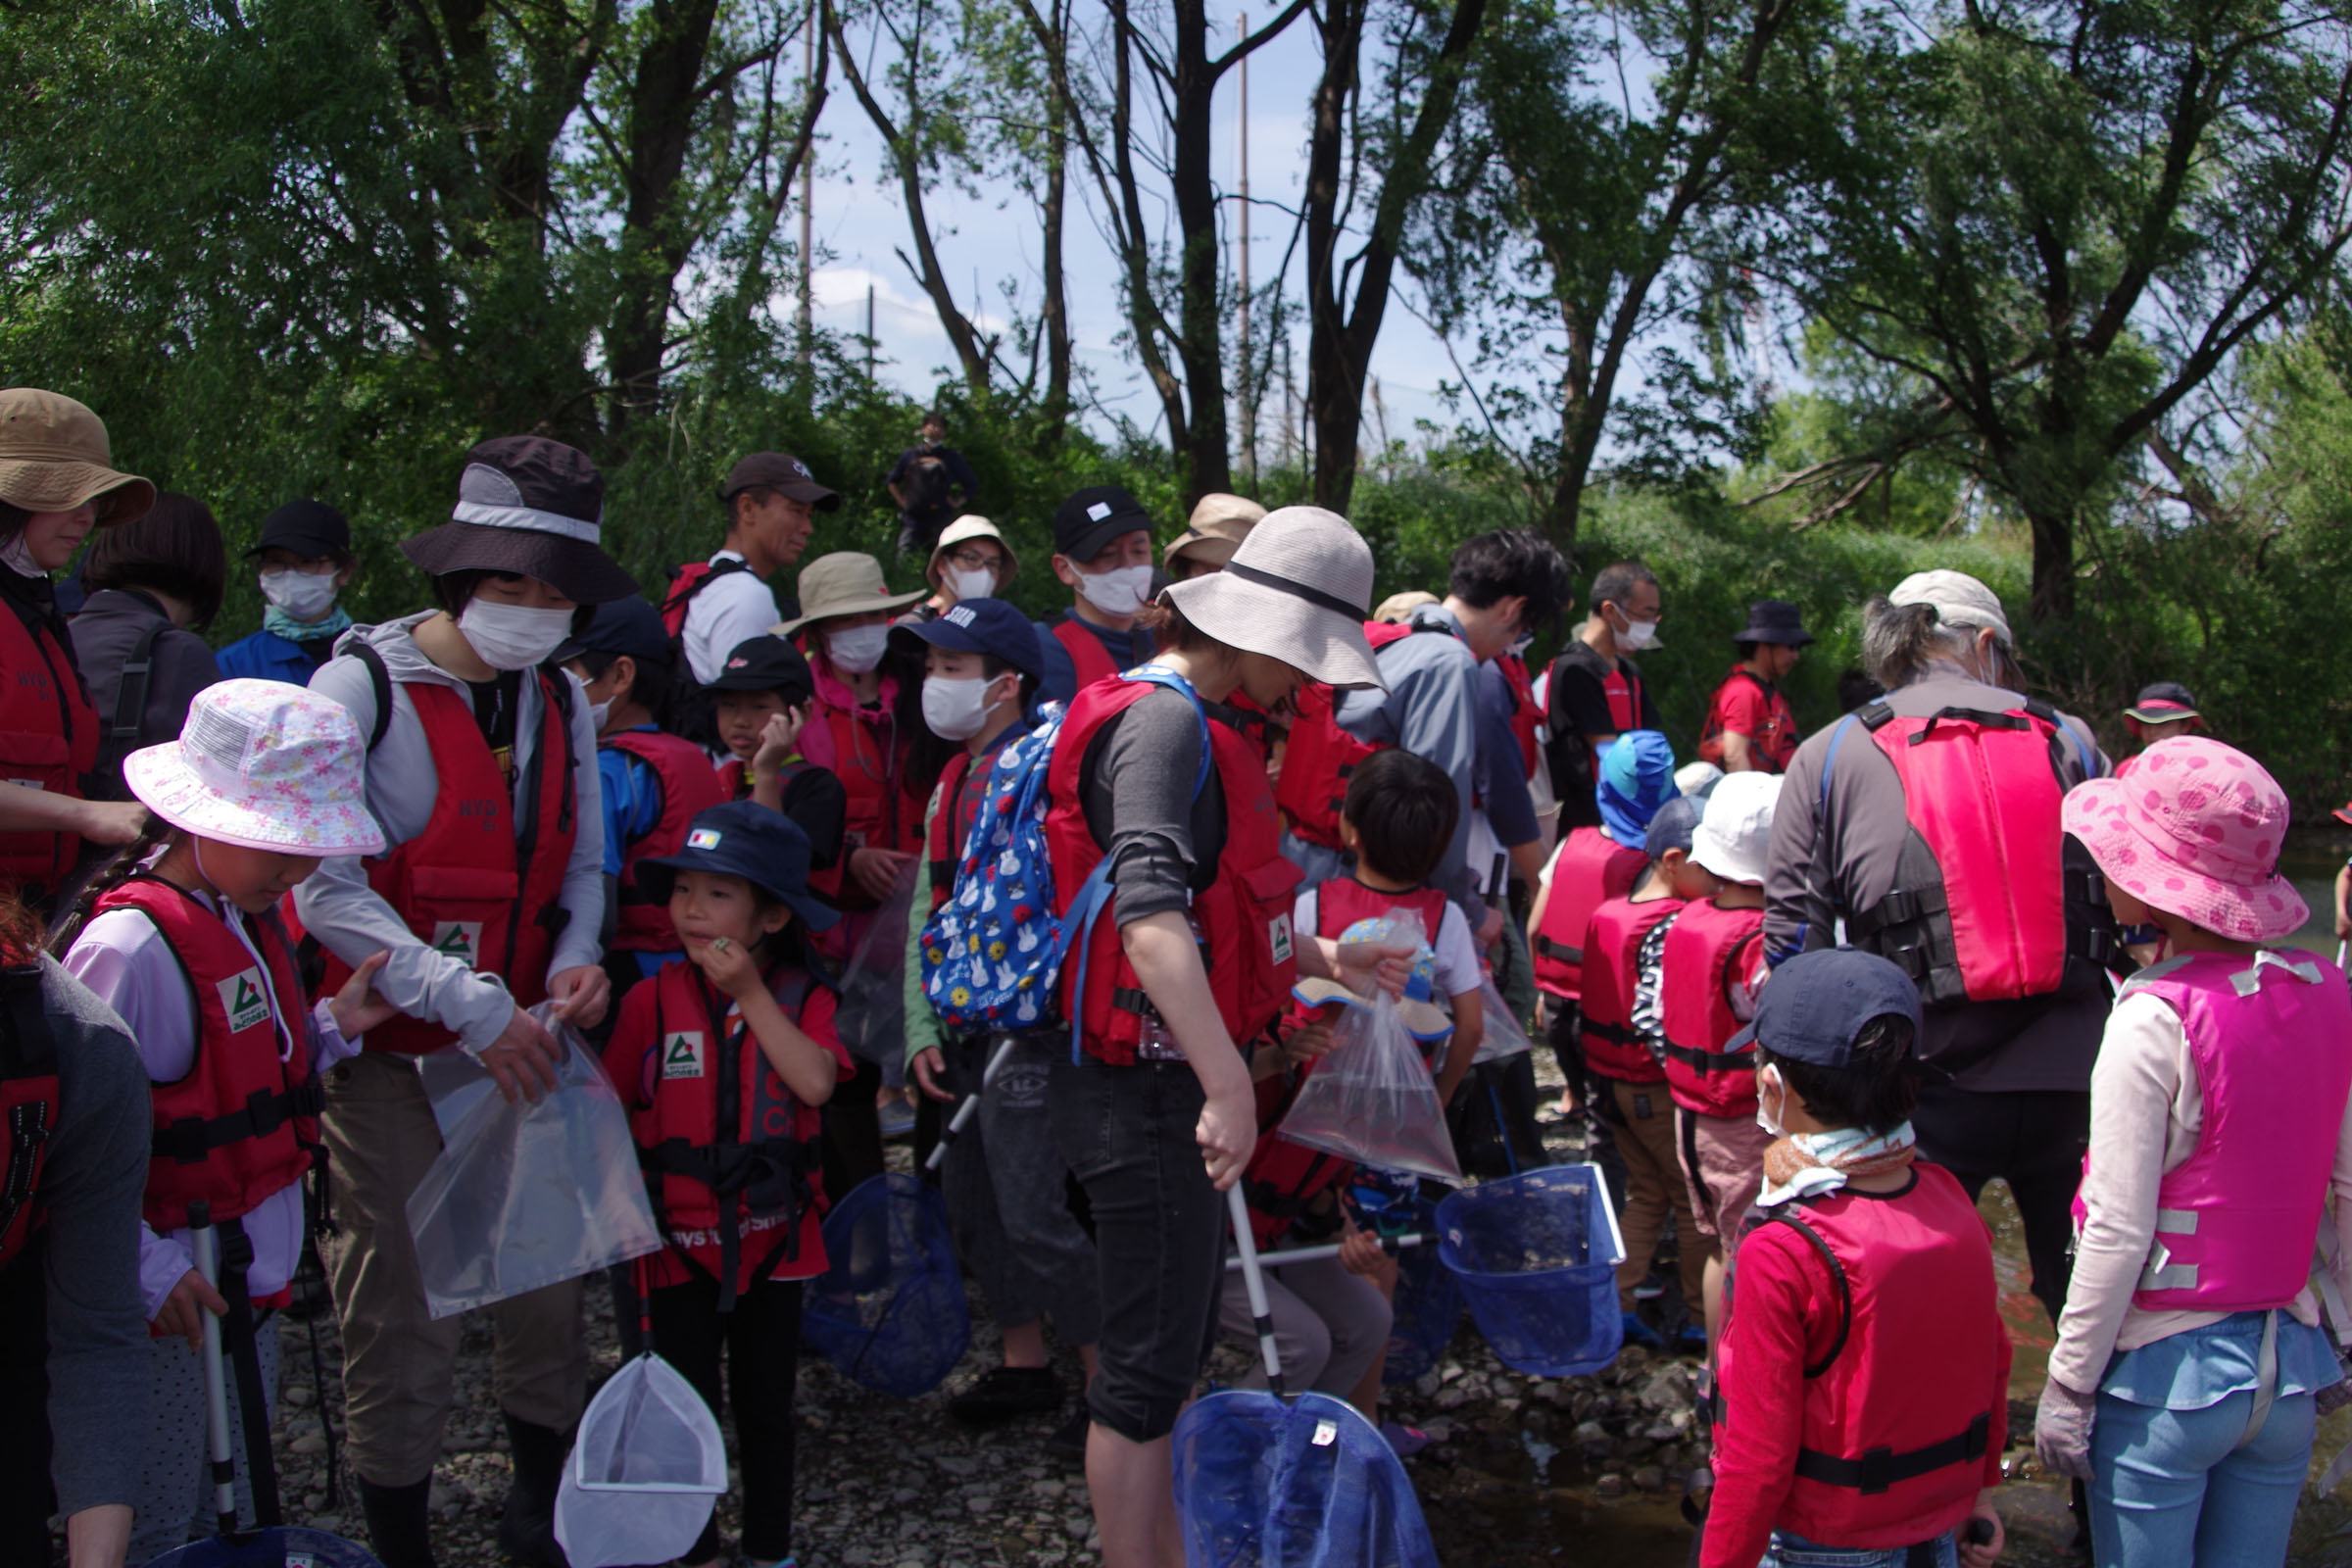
[
  {"x1": 1162, "y1": 505, "x2": 1383, "y2": 688},
  {"x1": 775, "y1": 551, "x2": 926, "y2": 633},
  {"x1": 0, "y1": 388, "x2": 155, "y2": 524},
  {"x1": 1163, "y1": 493, "x2": 1266, "y2": 571}
]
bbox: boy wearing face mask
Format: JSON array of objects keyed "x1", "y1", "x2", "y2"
[
  {"x1": 218, "y1": 499, "x2": 359, "y2": 683},
  {"x1": 291, "y1": 435, "x2": 636, "y2": 1568},
  {"x1": 1032, "y1": 484, "x2": 1159, "y2": 705}
]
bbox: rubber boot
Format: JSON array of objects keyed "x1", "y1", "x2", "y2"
[
  {"x1": 355, "y1": 1475, "x2": 437, "y2": 1568},
  {"x1": 498, "y1": 1412, "x2": 572, "y2": 1567}
]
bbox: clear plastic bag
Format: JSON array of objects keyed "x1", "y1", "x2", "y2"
[
  {"x1": 1472, "y1": 975, "x2": 1533, "y2": 1065},
  {"x1": 833, "y1": 859, "x2": 918, "y2": 1085},
  {"x1": 554, "y1": 1350, "x2": 725, "y2": 1568},
  {"x1": 1278, "y1": 990, "x2": 1463, "y2": 1184},
  {"x1": 407, "y1": 1003, "x2": 663, "y2": 1319}
]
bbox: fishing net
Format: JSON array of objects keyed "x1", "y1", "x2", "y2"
[
  {"x1": 139, "y1": 1529, "x2": 385, "y2": 1568},
  {"x1": 554, "y1": 1351, "x2": 725, "y2": 1568},
  {"x1": 1437, "y1": 1164, "x2": 1626, "y2": 1377},
  {"x1": 1382, "y1": 1200, "x2": 1463, "y2": 1387},
  {"x1": 802, "y1": 1172, "x2": 970, "y2": 1397},
  {"x1": 1173, "y1": 1390, "x2": 1441, "y2": 1568}
]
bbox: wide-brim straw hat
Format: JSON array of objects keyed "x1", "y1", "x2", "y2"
[
  {"x1": 123, "y1": 679, "x2": 386, "y2": 856},
  {"x1": 925, "y1": 515, "x2": 1018, "y2": 591},
  {"x1": 2061, "y1": 736, "x2": 2307, "y2": 943},
  {"x1": 401, "y1": 435, "x2": 639, "y2": 605},
  {"x1": 775, "y1": 551, "x2": 926, "y2": 634},
  {"x1": 0, "y1": 388, "x2": 155, "y2": 524},
  {"x1": 1162, "y1": 506, "x2": 1383, "y2": 688}
]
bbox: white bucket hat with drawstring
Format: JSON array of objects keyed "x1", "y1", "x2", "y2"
[
  {"x1": 1162, "y1": 506, "x2": 1385, "y2": 688},
  {"x1": 122, "y1": 679, "x2": 387, "y2": 856}
]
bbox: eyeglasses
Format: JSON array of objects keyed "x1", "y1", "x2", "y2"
[{"x1": 946, "y1": 549, "x2": 1004, "y2": 571}]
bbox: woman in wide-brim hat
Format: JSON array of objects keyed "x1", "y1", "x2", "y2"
[
  {"x1": 1040, "y1": 505, "x2": 1382, "y2": 1568},
  {"x1": 0, "y1": 388, "x2": 163, "y2": 906},
  {"x1": 291, "y1": 433, "x2": 635, "y2": 1568}
]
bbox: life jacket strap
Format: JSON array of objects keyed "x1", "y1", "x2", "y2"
[
  {"x1": 1582, "y1": 1018, "x2": 1641, "y2": 1046},
  {"x1": 1662, "y1": 1041, "x2": 1752, "y2": 1073},
  {"x1": 1535, "y1": 935, "x2": 1583, "y2": 964},
  {"x1": 1793, "y1": 1411, "x2": 1991, "y2": 1495},
  {"x1": 151, "y1": 1080, "x2": 325, "y2": 1163}
]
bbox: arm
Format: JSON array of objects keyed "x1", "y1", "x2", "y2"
[
  {"x1": 1437, "y1": 990, "x2": 1482, "y2": 1106},
  {"x1": 1719, "y1": 729, "x2": 1756, "y2": 773},
  {"x1": 905, "y1": 811, "x2": 948, "y2": 1095},
  {"x1": 2335, "y1": 861, "x2": 2349, "y2": 941},
  {"x1": 1124, "y1": 910, "x2": 1254, "y2": 1186},
  {"x1": 1700, "y1": 1230, "x2": 1819, "y2": 1568},
  {"x1": 0, "y1": 786, "x2": 144, "y2": 844},
  {"x1": 548, "y1": 668, "x2": 607, "y2": 981},
  {"x1": 1762, "y1": 739, "x2": 1833, "y2": 965}
]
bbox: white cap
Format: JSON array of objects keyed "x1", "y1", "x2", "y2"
[
  {"x1": 1690, "y1": 771, "x2": 1782, "y2": 886},
  {"x1": 1888, "y1": 568, "x2": 2013, "y2": 648},
  {"x1": 1675, "y1": 760, "x2": 1724, "y2": 801}
]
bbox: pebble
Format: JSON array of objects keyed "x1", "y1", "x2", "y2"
[
  {"x1": 282, "y1": 1383, "x2": 316, "y2": 1407},
  {"x1": 290, "y1": 1431, "x2": 328, "y2": 1456},
  {"x1": 1593, "y1": 1473, "x2": 1628, "y2": 1499},
  {"x1": 1632, "y1": 1465, "x2": 1669, "y2": 1493}
]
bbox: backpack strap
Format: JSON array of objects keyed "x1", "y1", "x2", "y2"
[
  {"x1": 109, "y1": 619, "x2": 167, "y2": 743},
  {"x1": 348, "y1": 640, "x2": 396, "y2": 753}
]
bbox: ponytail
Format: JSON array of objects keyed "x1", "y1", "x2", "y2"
[
  {"x1": 49, "y1": 813, "x2": 175, "y2": 956},
  {"x1": 0, "y1": 894, "x2": 44, "y2": 967}
]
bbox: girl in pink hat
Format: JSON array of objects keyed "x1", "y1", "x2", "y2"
[
  {"x1": 2035, "y1": 737, "x2": 2352, "y2": 1566},
  {"x1": 55, "y1": 679, "x2": 398, "y2": 1560}
]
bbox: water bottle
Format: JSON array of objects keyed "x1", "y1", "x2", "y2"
[{"x1": 1134, "y1": 911, "x2": 1209, "y2": 1062}]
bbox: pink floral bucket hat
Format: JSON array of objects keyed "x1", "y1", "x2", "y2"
[
  {"x1": 2060, "y1": 736, "x2": 2306, "y2": 943},
  {"x1": 123, "y1": 679, "x2": 387, "y2": 857}
]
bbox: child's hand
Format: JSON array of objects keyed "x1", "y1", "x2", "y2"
[
  {"x1": 850, "y1": 846, "x2": 916, "y2": 904},
  {"x1": 1337, "y1": 1221, "x2": 1392, "y2": 1280},
  {"x1": 689, "y1": 934, "x2": 763, "y2": 1001},
  {"x1": 326, "y1": 950, "x2": 402, "y2": 1042},
  {"x1": 153, "y1": 1267, "x2": 227, "y2": 1349},
  {"x1": 1285, "y1": 1017, "x2": 1339, "y2": 1064},
  {"x1": 1958, "y1": 1492, "x2": 2004, "y2": 1568},
  {"x1": 754, "y1": 709, "x2": 807, "y2": 775},
  {"x1": 910, "y1": 1047, "x2": 955, "y2": 1102}
]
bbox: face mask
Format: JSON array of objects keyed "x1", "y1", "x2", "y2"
[
  {"x1": 458, "y1": 600, "x2": 574, "y2": 671},
  {"x1": 259, "y1": 568, "x2": 339, "y2": 622},
  {"x1": 1614, "y1": 607, "x2": 1661, "y2": 651},
  {"x1": 1755, "y1": 1062, "x2": 1787, "y2": 1139},
  {"x1": 1076, "y1": 563, "x2": 1154, "y2": 617},
  {"x1": 826, "y1": 622, "x2": 891, "y2": 674},
  {"x1": 945, "y1": 565, "x2": 997, "y2": 602},
  {"x1": 588, "y1": 699, "x2": 614, "y2": 732},
  {"x1": 922, "y1": 674, "x2": 1005, "y2": 742}
]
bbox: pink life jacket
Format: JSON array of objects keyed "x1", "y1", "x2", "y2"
[{"x1": 2072, "y1": 949, "x2": 2352, "y2": 1313}]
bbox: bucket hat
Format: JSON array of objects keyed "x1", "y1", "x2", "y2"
[
  {"x1": 1372, "y1": 590, "x2": 1439, "y2": 625},
  {"x1": 401, "y1": 436, "x2": 638, "y2": 605},
  {"x1": 0, "y1": 388, "x2": 155, "y2": 524},
  {"x1": 774, "y1": 552, "x2": 925, "y2": 634},
  {"x1": 1729, "y1": 948, "x2": 1921, "y2": 1069},
  {"x1": 1164, "y1": 493, "x2": 1266, "y2": 571},
  {"x1": 720, "y1": 451, "x2": 840, "y2": 511},
  {"x1": 2124, "y1": 681, "x2": 2200, "y2": 724},
  {"x1": 1733, "y1": 599, "x2": 1814, "y2": 648},
  {"x1": 2062, "y1": 737, "x2": 2306, "y2": 942},
  {"x1": 1594, "y1": 730, "x2": 1677, "y2": 845},
  {"x1": 925, "y1": 515, "x2": 1018, "y2": 591},
  {"x1": 1675, "y1": 760, "x2": 1725, "y2": 802},
  {"x1": 1162, "y1": 506, "x2": 1383, "y2": 688},
  {"x1": 1690, "y1": 771, "x2": 1782, "y2": 886},
  {"x1": 635, "y1": 801, "x2": 837, "y2": 932},
  {"x1": 123, "y1": 679, "x2": 386, "y2": 857}
]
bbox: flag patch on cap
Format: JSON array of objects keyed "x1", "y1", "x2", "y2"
[
  {"x1": 687, "y1": 828, "x2": 723, "y2": 850},
  {"x1": 1087, "y1": 502, "x2": 1113, "y2": 521}
]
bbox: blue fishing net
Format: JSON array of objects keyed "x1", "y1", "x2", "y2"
[
  {"x1": 802, "y1": 1173, "x2": 970, "y2": 1398},
  {"x1": 1173, "y1": 1390, "x2": 1441, "y2": 1568},
  {"x1": 1382, "y1": 1200, "x2": 1462, "y2": 1386},
  {"x1": 1437, "y1": 1165, "x2": 1623, "y2": 1378},
  {"x1": 140, "y1": 1527, "x2": 385, "y2": 1568}
]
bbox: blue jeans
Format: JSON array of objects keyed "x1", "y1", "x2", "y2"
[
  {"x1": 1760, "y1": 1530, "x2": 1956, "y2": 1567},
  {"x1": 2088, "y1": 1385, "x2": 2315, "y2": 1568}
]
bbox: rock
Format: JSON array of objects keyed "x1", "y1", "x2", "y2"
[
  {"x1": 1632, "y1": 1465, "x2": 1669, "y2": 1493},
  {"x1": 936, "y1": 1455, "x2": 980, "y2": 1478},
  {"x1": 303, "y1": 1492, "x2": 327, "y2": 1513},
  {"x1": 1570, "y1": 1390, "x2": 1598, "y2": 1420},
  {"x1": 1571, "y1": 1421, "x2": 1609, "y2": 1449},
  {"x1": 1640, "y1": 1419, "x2": 1678, "y2": 1443},
  {"x1": 1064, "y1": 1515, "x2": 1092, "y2": 1541},
  {"x1": 425, "y1": 1477, "x2": 470, "y2": 1516},
  {"x1": 1433, "y1": 1386, "x2": 1469, "y2": 1411},
  {"x1": 1421, "y1": 1419, "x2": 1453, "y2": 1444},
  {"x1": 290, "y1": 1431, "x2": 328, "y2": 1456},
  {"x1": 1593, "y1": 1473, "x2": 1628, "y2": 1499},
  {"x1": 282, "y1": 1383, "x2": 316, "y2": 1407}
]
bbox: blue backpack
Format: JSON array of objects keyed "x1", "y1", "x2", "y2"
[{"x1": 918, "y1": 667, "x2": 1211, "y2": 1053}]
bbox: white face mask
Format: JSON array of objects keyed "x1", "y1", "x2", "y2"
[
  {"x1": 587, "y1": 698, "x2": 614, "y2": 732},
  {"x1": 922, "y1": 674, "x2": 1006, "y2": 742},
  {"x1": 1755, "y1": 1062, "x2": 1788, "y2": 1139},
  {"x1": 259, "y1": 568, "x2": 339, "y2": 622},
  {"x1": 1614, "y1": 606, "x2": 1661, "y2": 651},
  {"x1": 458, "y1": 600, "x2": 575, "y2": 671},
  {"x1": 826, "y1": 622, "x2": 891, "y2": 674},
  {"x1": 945, "y1": 565, "x2": 997, "y2": 602},
  {"x1": 1075, "y1": 563, "x2": 1154, "y2": 618}
]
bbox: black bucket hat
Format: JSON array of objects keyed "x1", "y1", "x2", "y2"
[
  {"x1": 401, "y1": 436, "x2": 640, "y2": 605},
  {"x1": 635, "y1": 801, "x2": 838, "y2": 932},
  {"x1": 1733, "y1": 599, "x2": 1814, "y2": 648}
]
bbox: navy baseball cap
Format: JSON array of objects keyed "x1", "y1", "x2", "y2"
[
  {"x1": 635, "y1": 801, "x2": 838, "y2": 932},
  {"x1": 1643, "y1": 795, "x2": 1701, "y2": 861},
  {"x1": 554, "y1": 594, "x2": 670, "y2": 667},
  {"x1": 894, "y1": 597, "x2": 1042, "y2": 676},
  {"x1": 707, "y1": 635, "x2": 815, "y2": 706},
  {"x1": 1729, "y1": 948, "x2": 1921, "y2": 1068}
]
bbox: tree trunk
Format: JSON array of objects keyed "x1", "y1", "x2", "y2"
[
  {"x1": 1037, "y1": 0, "x2": 1073, "y2": 436},
  {"x1": 2028, "y1": 504, "x2": 2077, "y2": 622},
  {"x1": 1169, "y1": 0, "x2": 1234, "y2": 502}
]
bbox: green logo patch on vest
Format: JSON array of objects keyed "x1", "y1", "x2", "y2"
[
  {"x1": 1267, "y1": 911, "x2": 1294, "y2": 965},
  {"x1": 662, "y1": 1031, "x2": 706, "y2": 1080},
  {"x1": 217, "y1": 967, "x2": 271, "y2": 1034},
  {"x1": 427, "y1": 921, "x2": 484, "y2": 964}
]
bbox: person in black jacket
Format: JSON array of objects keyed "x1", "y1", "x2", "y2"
[
  {"x1": 69, "y1": 492, "x2": 226, "y2": 802},
  {"x1": 886, "y1": 412, "x2": 980, "y2": 559}
]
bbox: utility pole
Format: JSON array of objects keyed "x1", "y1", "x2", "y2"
[
  {"x1": 1237, "y1": 11, "x2": 1255, "y2": 489},
  {"x1": 797, "y1": 7, "x2": 815, "y2": 369},
  {"x1": 865, "y1": 282, "x2": 877, "y2": 381}
]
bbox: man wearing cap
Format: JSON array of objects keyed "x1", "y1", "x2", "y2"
[
  {"x1": 1698, "y1": 600, "x2": 1812, "y2": 774},
  {"x1": 1163, "y1": 493, "x2": 1265, "y2": 580},
  {"x1": 1545, "y1": 561, "x2": 1668, "y2": 830},
  {"x1": 1764, "y1": 568, "x2": 2114, "y2": 1335},
  {"x1": 218, "y1": 500, "x2": 360, "y2": 683},
  {"x1": 887, "y1": 410, "x2": 982, "y2": 558},
  {"x1": 1034, "y1": 484, "x2": 1159, "y2": 705},
  {"x1": 294, "y1": 435, "x2": 637, "y2": 1568},
  {"x1": 2114, "y1": 680, "x2": 2204, "y2": 777},
  {"x1": 666, "y1": 452, "x2": 840, "y2": 688}
]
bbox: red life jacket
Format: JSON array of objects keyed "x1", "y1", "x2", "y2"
[
  {"x1": 1047, "y1": 678, "x2": 1301, "y2": 1065},
  {"x1": 1545, "y1": 650, "x2": 1646, "y2": 735},
  {"x1": 1532, "y1": 827, "x2": 1646, "y2": 1001},
  {"x1": 95, "y1": 877, "x2": 318, "y2": 1232},
  {"x1": 606, "y1": 730, "x2": 729, "y2": 955},
  {"x1": 1824, "y1": 700, "x2": 2115, "y2": 1007},
  {"x1": 1498, "y1": 653, "x2": 1542, "y2": 779},
  {"x1": 630, "y1": 959, "x2": 832, "y2": 1305},
  {"x1": 1661, "y1": 899, "x2": 1768, "y2": 1117},
  {"x1": 1312, "y1": 876, "x2": 1451, "y2": 955},
  {"x1": 305, "y1": 672, "x2": 578, "y2": 1054},
  {"x1": 0, "y1": 595, "x2": 99, "y2": 896},
  {"x1": 809, "y1": 692, "x2": 917, "y2": 906},
  {"x1": 716, "y1": 755, "x2": 815, "y2": 805},
  {"x1": 1051, "y1": 615, "x2": 1131, "y2": 693},
  {"x1": 1698, "y1": 668, "x2": 1798, "y2": 773},
  {"x1": 0, "y1": 965, "x2": 58, "y2": 1270},
  {"x1": 924, "y1": 730, "x2": 1026, "y2": 915},
  {"x1": 659, "y1": 558, "x2": 751, "y2": 639},
  {"x1": 1219, "y1": 692, "x2": 1285, "y2": 775},
  {"x1": 1578, "y1": 895, "x2": 1682, "y2": 1083},
  {"x1": 1716, "y1": 1163, "x2": 2001, "y2": 1545},
  {"x1": 1271, "y1": 620, "x2": 1418, "y2": 850}
]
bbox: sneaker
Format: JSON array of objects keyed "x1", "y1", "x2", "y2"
[
  {"x1": 1619, "y1": 1310, "x2": 1664, "y2": 1349},
  {"x1": 1381, "y1": 1422, "x2": 1432, "y2": 1458},
  {"x1": 948, "y1": 1365, "x2": 1062, "y2": 1426},
  {"x1": 1046, "y1": 1407, "x2": 1091, "y2": 1461},
  {"x1": 877, "y1": 1097, "x2": 917, "y2": 1140}
]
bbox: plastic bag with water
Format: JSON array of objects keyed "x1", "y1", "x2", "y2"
[
  {"x1": 1279, "y1": 991, "x2": 1462, "y2": 1186},
  {"x1": 553, "y1": 1350, "x2": 725, "y2": 1568},
  {"x1": 833, "y1": 859, "x2": 919, "y2": 1084},
  {"x1": 1470, "y1": 976, "x2": 1531, "y2": 1065},
  {"x1": 408, "y1": 1004, "x2": 662, "y2": 1319}
]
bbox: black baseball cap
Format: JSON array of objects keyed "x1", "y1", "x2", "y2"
[
  {"x1": 554, "y1": 594, "x2": 670, "y2": 667},
  {"x1": 1053, "y1": 484, "x2": 1154, "y2": 563},
  {"x1": 720, "y1": 452, "x2": 840, "y2": 511},
  {"x1": 1728, "y1": 948, "x2": 1922, "y2": 1068},
  {"x1": 2124, "y1": 681, "x2": 2199, "y2": 723},
  {"x1": 246, "y1": 499, "x2": 350, "y2": 560},
  {"x1": 635, "y1": 801, "x2": 837, "y2": 932},
  {"x1": 706, "y1": 635, "x2": 815, "y2": 706},
  {"x1": 893, "y1": 597, "x2": 1042, "y2": 676}
]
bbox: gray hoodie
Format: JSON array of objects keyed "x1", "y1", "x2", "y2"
[{"x1": 293, "y1": 613, "x2": 605, "y2": 1052}]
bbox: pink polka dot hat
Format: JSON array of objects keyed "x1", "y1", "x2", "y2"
[{"x1": 2060, "y1": 736, "x2": 2306, "y2": 943}]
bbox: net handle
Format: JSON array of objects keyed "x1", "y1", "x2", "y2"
[
  {"x1": 924, "y1": 1035, "x2": 1019, "y2": 1173},
  {"x1": 1226, "y1": 1185, "x2": 1284, "y2": 1398}
]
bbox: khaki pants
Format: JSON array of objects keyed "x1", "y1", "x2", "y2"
[
  {"x1": 322, "y1": 1052, "x2": 587, "y2": 1487},
  {"x1": 1609, "y1": 1078, "x2": 1713, "y2": 1316}
]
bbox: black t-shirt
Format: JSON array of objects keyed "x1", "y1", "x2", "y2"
[
  {"x1": 887, "y1": 445, "x2": 981, "y2": 522},
  {"x1": 1544, "y1": 641, "x2": 1662, "y2": 829}
]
